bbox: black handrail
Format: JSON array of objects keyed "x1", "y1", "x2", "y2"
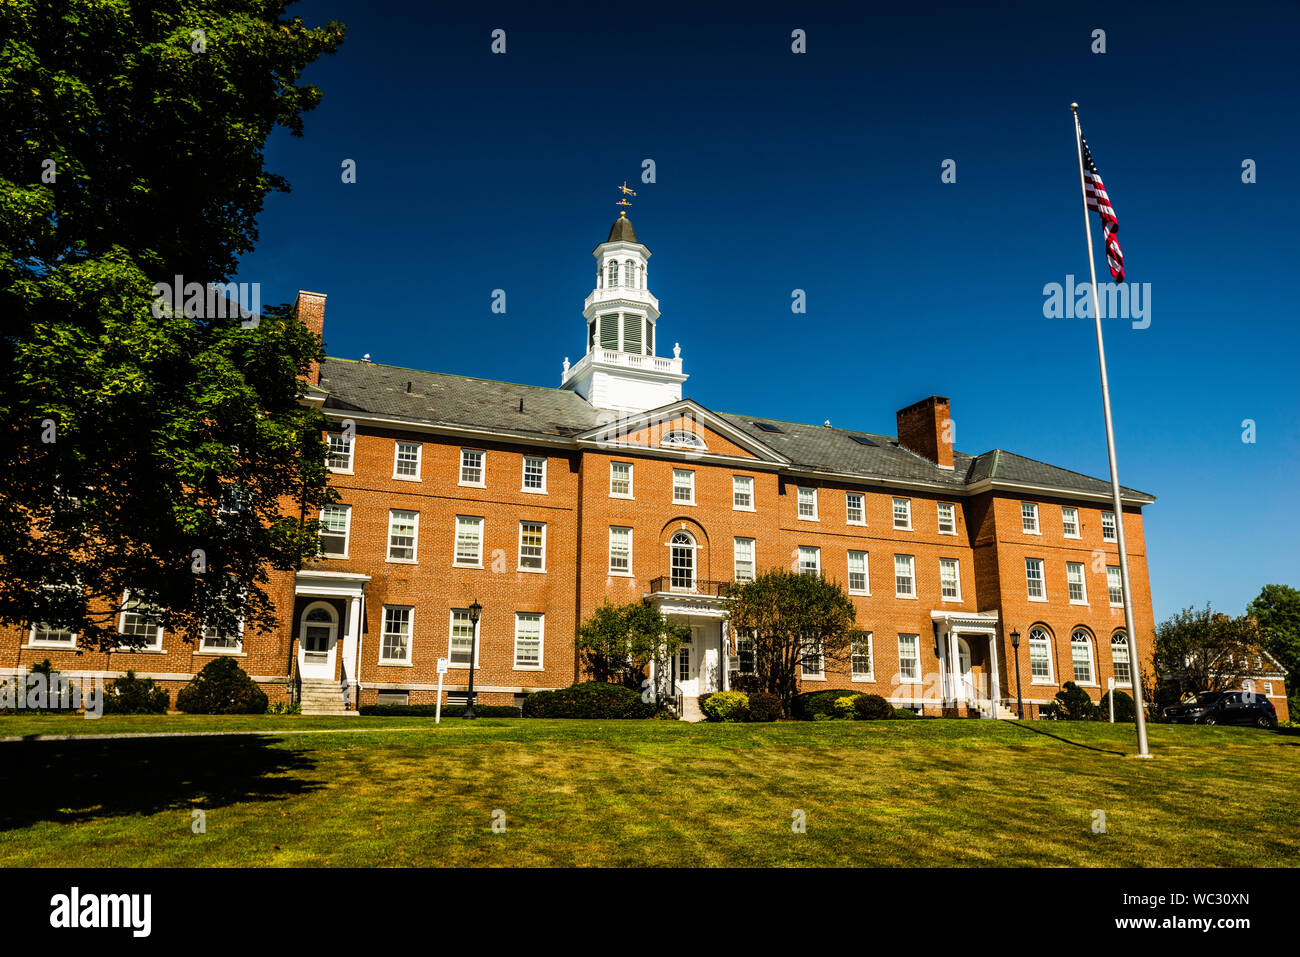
[{"x1": 647, "y1": 577, "x2": 733, "y2": 597}]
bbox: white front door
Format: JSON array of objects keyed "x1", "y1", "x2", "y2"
[
  {"x1": 299, "y1": 602, "x2": 339, "y2": 680},
  {"x1": 675, "y1": 628, "x2": 698, "y2": 697},
  {"x1": 957, "y1": 636, "x2": 974, "y2": 703}
]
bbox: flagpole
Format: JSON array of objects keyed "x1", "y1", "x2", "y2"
[{"x1": 1070, "y1": 103, "x2": 1152, "y2": 758}]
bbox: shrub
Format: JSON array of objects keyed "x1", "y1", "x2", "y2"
[
  {"x1": 521, "y1": 681, "x2": 655, "y2": 719},
  {"x1": 833, "y1": 695, "x2": 858, "y2": 719},
  {"x1": 0, "y1": 659, "x2": 80, "y2": 713},
  {"x1": 701, "y1": 690, "x2": 749, "y2": 722},
  {"x1": 1052, "y1": 681, "x2": 1099, "y2": 721},
  {"x1": 892, "y1": 707, "x2": 920, "y2": 719},
  {"x1": 745, "y1": 691, "x2": 782, "y2": 722},
  {"x1": 792, "y1": 689, "x2": 859, "y2": 720},
  {"x1": 266, "y1": 700, "x2": 301, "y2": 715},
  {"x1": 1098, "y1": 689, "x2": 1136, "y2": 722},
  {"x1": 853, "y1": 694, "x2": 893, "y2": 720},
  {"x1": 175, "y1": 658, "x2": 268, "y2": 715},
  {"x1": 102, "y1": 670, "x2": 169, "y2": 715},
  {"x1": 358, "y1": 703, "x2": 520, "y2": 718}
]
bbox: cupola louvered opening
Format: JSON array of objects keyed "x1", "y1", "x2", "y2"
[
  {"x1": 599, "y1": 313, "x2": 619, "y2": 350},
  {"x1": 622, "y1": 314, "x2": 642, "y2": 354},
  {"x1": 646, "y1": 319, "x2": 655, "y2": 356}
]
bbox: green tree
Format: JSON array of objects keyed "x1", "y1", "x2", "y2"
[
  {"x1": 0, "y1": 1, "x2": 345, "y2": 647},
  {"x1": 576, "y1": 600, "x2": 691, "y2": 695},
  {"x1": 727, "y1": 569, "x2": 857, "y2": 715},
  {"x1": 1152, "y1": 604, "x2": 1260, "y2": 702},
  {"x1": 1246, "y1": 584, "x2": 1300, "y2": 700}
]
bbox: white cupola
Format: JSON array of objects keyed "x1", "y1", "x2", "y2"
[{"x1": 559, "y1": 206, "x2": 687, "y2": 414}]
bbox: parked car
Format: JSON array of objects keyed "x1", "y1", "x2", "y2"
[{"x1": 1163, "y1": 691, "x2": 1278, "y2": 728}]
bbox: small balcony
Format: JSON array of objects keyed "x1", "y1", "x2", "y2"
[{"x1": 648, "y1": 577, "x2": 733, "y2": 598}]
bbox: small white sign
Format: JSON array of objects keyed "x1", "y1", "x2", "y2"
[
  {"x1": 437, "y1": 657, "x2": 449, "y2": 675},
  {"x1": 1108, "y1": 676, "x2": 1115, "y2": 690}
]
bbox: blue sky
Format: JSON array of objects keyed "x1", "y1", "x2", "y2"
[{"x1": 236, "y1": 0, "x2": 1300, "y2": 622}]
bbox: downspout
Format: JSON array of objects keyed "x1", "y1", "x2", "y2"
[{"x1": 354, "y1": 595, "x2": 364, "y2": 711}]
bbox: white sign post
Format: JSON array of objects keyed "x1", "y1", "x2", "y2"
[
  {"x1": 436, "y1": 657, "x2": 449, "y2": 724},
  {"x1": 1108, "y1": 676, "x2": 1115, "y2": 723}
]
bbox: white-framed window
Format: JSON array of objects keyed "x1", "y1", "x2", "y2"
[
  {"x1": 200, "y1": 617, "x2": 243, "y2": 652},
  {"x1": 940, "y1": 558, "x2": 961, "y2": 601},
  {"x1": 1101, "y1": 511, "x2": 1117, "y2": 542},
  {"x1": 1111, "y1": 632, "x2": 1132, "y2": 686},
  {"x1": 801, "y1": 637, "x2": 824, "y2": 678},
  {"x1": 673, "y1": 468, "x2": 695, "y2": 504},
  {"x1": 449, "y1": 609, "x2": 478, "y2": 667},
  {"x1": 851, "y1": 632, "x2": 874, "y2": 680},
  {"x1": 797, "y1": 486, "x2": 818, "y2": 520},
  {"x1": 609, "y1": 526, "x2": 632, "y2": 575},
  {"x1": 1062, "y1": 506, "x2": 1080, "y2": 538},
  {"x1": 1265, "y1": 681, "x2": 1274, "y2": 696},
  {"x1": 661, "y1": 430, "x2": 706, "y2": 450},
  {"x1": 318, "y1": 503, "x2": 351, "y2": 558},
  {"x1": 522, "y1": 455, "x2": 546, "y2": 492},
  {"x1": 380, "y1": 606, "x2": 413, "y2": 664},
  {"x1": 677, "y1": 630, "x2": 692, "y2": 681},
  {"x1": 1107, "y1": 565, "x2": 1124, "y2": 606},
  {"x1": 514, "y1": 612, "x2": 543, "y2": 669},
  {"x1": 454, "y1": 515, "x2": 483, "y2": 567},
  {"x1": 459, "y1": 449, "x2": 485, "y2": 487},
  {"x1": 1066, "y1": 561, "x2": 1088, "y2": 604},
  {"x1": 518, "y1": 521, "x2": 546, "y2": 572},
  {"x1": 898, "y1": 633, "x2": 921, "y2": 682},
  {"x1": 893, "y1": 497, "x2": 912, "y2": 530},
  {"x1": 733, "y1": 475, "x2": 754, "y2": 510},
  {"x1": 1025, "y1": 558, "x2": 1046, "y2": 600},
  {"x1": 325, "y1": 431, "x2": 353, "y2": 472},
  {"x1": 894, "y1": 554, "x2": 915, "y2": 598},
  {"x1": 847, "y1": 550, "x2": 869, "y2": 595},
  {"x1": 28, "y1": 622, "x2": 76, "y2": 648},
  {"x1": 845, "y1": 492, "x2": 865, "y2": 525},
  {"x1": 670, "y1": 531, "x2": 697, "y2": 591},
  {"x1": 737, "y1": 632, "x2": 756, "y2": 676},
  {"x1": 610, "y1": 461, "x2": 633, "y2": 498},
  {"x1": 937, "y1": 502, "x2": 956, "y2": 535},
  {"x1": 117, "y1": 591, "x2": 164, "y2": 649},
  {"x1": 387, "y1": 509, "x2": 419, "y2": 563},
  {"x1": 393, "y1": 441, "x2": 421, "y2": 480},
  {"x1": 798, "y1": 545, "x2": 820, "y2": 576},
  {"x1": 1028, "y1": 627, "x2": 1054, "y2": 683},
  {"x1": 1071, "y1": 630, "x2": 1095, "y2": 684},
  {"x1": 733, "y1": 537, "x2": 755, "y2": 583},
  {"x1": 1021, "y1": 502, "x2": 1039, "y2": 534}
]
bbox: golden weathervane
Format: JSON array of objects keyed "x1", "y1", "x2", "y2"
[{"x1": 616, "y1": 181, "x2": 636, "y2": 216}]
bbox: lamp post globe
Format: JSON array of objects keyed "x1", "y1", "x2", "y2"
[{"x1": 465, "y1": 600, "x2": 482, "y2": 719}]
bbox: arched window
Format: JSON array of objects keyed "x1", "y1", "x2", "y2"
[
  {"x1": 1070, "y1": 629, "x2": 1095, "y2": 684},
  {"x1": 669, "y1": 531, "x2": 695, "y2": 592},
  {"x1": 660, "y1": 430, "x2": 706, "y2": 450},
  {"x1": 1027, "y1": 627, "x2": 1053, "y2": 682},
  {"x1": 1111, "y1": 631, "x2": 1131, "y2": 685},
  {"x1": 607, "y1": 260, "x2": 618, "y2": 288}
]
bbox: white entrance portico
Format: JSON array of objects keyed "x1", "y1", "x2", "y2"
[
  {"x1": 294, "y1": 570, "x2": 369, "y2": 711},
  {"x1": 647, "y1": 580, "x2": 732, "y2": 719},
  {"x1": 931, "y1": 610, "x2": 1002, "y2": 717}
]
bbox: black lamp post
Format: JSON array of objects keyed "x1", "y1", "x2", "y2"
[
  {"x1": 1010, "y1": 629, "x2": 1024, "y2": 719},
  {"x1": 464, "y1": 599, "x2": 482, "y2": 719}
]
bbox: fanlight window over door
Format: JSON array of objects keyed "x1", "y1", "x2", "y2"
[{"x1": 669, "y1": 531, "x2": 696, "y2": 592}]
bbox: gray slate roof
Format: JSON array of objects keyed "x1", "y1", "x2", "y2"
[{"x1": 317, "y1": 357, "x2": 1154, "y2": 502}]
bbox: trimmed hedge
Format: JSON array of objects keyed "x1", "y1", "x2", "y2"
[
  {"x1": 1098, "y1": 690, "x2": 1136, "y2": 722},
  {"x1": 793, "y1": 689, "x2": 863, "y2": 720},
  {"x1": 359, "y1": 703, "x2": 520, "y2": 718},
  {"x1": 893, "y1": 707, "x2": 920, "y2": 719},
  {"x1": 521, "y1": 681, "x2": 655, "y2": 719},
  {"x1": 175, "y1": 657, "x2": 268, "y2": 714},
  {"x1": 853, "y1": 694, "x2": 893, "y2": 720},
  {"x1": 745, "y1": 691, "x2": 782, "y2": 722},
  {"x1": 102, "y1": 670, "x2": 169, "y2": 715},
  {"x1": 701, "y1": 690, "x2": 749, "y2": 722}
]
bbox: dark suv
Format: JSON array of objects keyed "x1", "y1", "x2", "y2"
[{"x1": 1163, "y1": 691, "x2": 1278, "y2": 728}]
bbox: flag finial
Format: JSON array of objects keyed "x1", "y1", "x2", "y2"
[{"x1": 1070, "y1": 102, "x2": 1079, "y2": 110}]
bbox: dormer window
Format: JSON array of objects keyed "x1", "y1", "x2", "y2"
[{"x1": 660, "y1": 430, "x2": 706, "y2": 450}]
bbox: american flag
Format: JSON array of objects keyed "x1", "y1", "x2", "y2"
[{"x1": 1080, "y1": 134, "x2": 1124, "y2": 282}]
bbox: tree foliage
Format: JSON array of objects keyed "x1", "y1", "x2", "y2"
[
  {"x1": 727, "y1": 569, "x2": 857, "y2": 714},
  {"x1": 576, "y1": 600, "x2": 690, "y2": 692},
  {"x1": 1152, "y1": 604, "x2": 1262, "y2": 700},
  {"x1": 0, "y1": 1, "x2": 345, "y2": 646},
  {"x1": 1246, "y1": 583, "x2": 1299, "y2": 695}
]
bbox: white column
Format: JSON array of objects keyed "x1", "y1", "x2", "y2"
[
  {"x1": 937, "y1": 629, "x2": 949, "y2": 707},
  {"x1": 988, "y1": 633, "x2": 1000, "y2": 718},
  {"x1": 721, "y1": 620, "x2": 730, "y2": 692},
  {"x1": 342, "y1": 595, "x2": 362, "y2": 705},
  {"x1": 949, "y1": 631, "x2": 961, "y2": 709}
]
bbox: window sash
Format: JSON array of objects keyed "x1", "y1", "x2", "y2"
[
  {"x1": 381, "y1": 607, "x2": 413, "y2": 662},
  {"x1": 319, "y1": 504, "x2": 350, "y2": 556},
  {"x1": 898, "y1": 634, "x2": 920, "y2": 681},
  {"x1": 937, "y1": 502, "x2": 956, "y2": 534},
  {"x1": 610, "y1": 462, "x2": 632, "y2": 497},
  {"x1": 733, "y1": 538, "x2": 755, "y2": 582},
  {"x1": 1062, "y1": 507, "x2": 1079, "y2": 537},
  {"x1": 893, "y1": 497, "x2": 911, "y2": 529},
  {"x1": 1025, "y1": 558, "x2": 1045, "y2": 598},
  {"x1": 514, "y1": 613, "x2": 543, "y2": 668},
  {"x1": 1066, "y1": 562, "x2": 1086, "y2": 602},
  {"x1": 1107, "y1": 566, "x2": 1124, "y2": 605},
  {"x1": 519, "y1": 521, "x2": 545, "y2": 570},
  {"x1": 940, "y1": 558, "x2": 960, "y2": 599},
  {"x1": 798, "y1": 546, "x2": 820, "y2": 575},
  {"x1": 798, "y1": 487, "x2": 817, "y2": 518},
  {"x1": 388, "y1": 509, "x2": 419, "y2": 562},
  {"x1": 673, "y1": 469, "x2": 694, "y2": 503},
  {"x1": 522, "y1": 456, "x2": 546, "y2": 490},
  {"x1": 30, "y1": 623, "x2": 76, "y2": 646},
  {"x1": 733, "y1": 475, "x2": 753, "y2": 509},
  {"x1": 1029, "y1": 631, "x2": 1052, "y2": 680},
  {"x1": 394, "y1": 441, "x2": 421, "y2": 478},
  {"x1": 454, "y1": 516, "x2": 482, "y2": 566},
  {"x1": 325, "y1": 432, "x2": 353, "y2": 470},
  {"x1": 848, "y1": 550, "x2": 868, "y2": 593},
  {"x1": 1071, "y1": 635, "x2": 1094, "y2": 683},
  {"x1": 460, "y1": 449, "x2": 484, "y2": 485},
  {"x1": 851, "y1": 634, "x2": 873, "y2": 678},
  {"x1": 1102, "y1": 511, "x2": 1117, "y2": 541},
  {"x1": 1021, "y1": 502, "x2": 1039, "y2": 532},
  {"x1": 449, "y1": 610, "x2": 476, "y2": 666},
  {"x1": 895, "y1": 555, "x2": 915, "y2": 596},
  {"x1": 1112, "y1": 635, "x2": 1132, "y2": 684},
  {"x1": 845, "y1": 492, "x2": 864, "y2": 524},
  {"x1": 609, "y1": 527, "x2": 631, "y2": 573}
]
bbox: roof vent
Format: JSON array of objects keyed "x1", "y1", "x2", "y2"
[
  {"x1": 361, "y1": 353, "x2": 371, "y2": 363},
  {"x1": 406, "y1": 381, "x2": 412, "y2": 393}
]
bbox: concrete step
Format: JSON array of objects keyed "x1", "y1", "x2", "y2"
[{"x1": 679, "y1": 697, "x2": 704, "y2": 723}]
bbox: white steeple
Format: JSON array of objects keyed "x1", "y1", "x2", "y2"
[{"x1": 559, "y1": 202, "x2": 687, "y2": 414}]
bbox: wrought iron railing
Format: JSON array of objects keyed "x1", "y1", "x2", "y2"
[{"x1": 647, "y1": 577, "x2": 733, "y2": 597}]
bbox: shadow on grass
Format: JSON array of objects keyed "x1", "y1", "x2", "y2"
[
  {"x1": 0, "y1": 736, "x2": 320, "y2": 831},
  {"x1": 1001, "y1": 720, "x2": 1127, "y2": 756}
]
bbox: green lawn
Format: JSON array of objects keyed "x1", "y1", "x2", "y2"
[{"x1": 0, "y1": 716, "x2": 1295, "y2": 866}]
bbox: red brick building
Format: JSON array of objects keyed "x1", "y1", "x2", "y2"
[{"x1": 5, "y1": 212, "x2": 1221, "y2": 721}]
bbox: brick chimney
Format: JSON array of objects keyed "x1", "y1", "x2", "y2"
[
  {"x1": 896, "y1": 395, "x2": 954, "y2": 469},
  {"x1": 296, "y1": 290, "x2": 327, "y2": 385}
]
